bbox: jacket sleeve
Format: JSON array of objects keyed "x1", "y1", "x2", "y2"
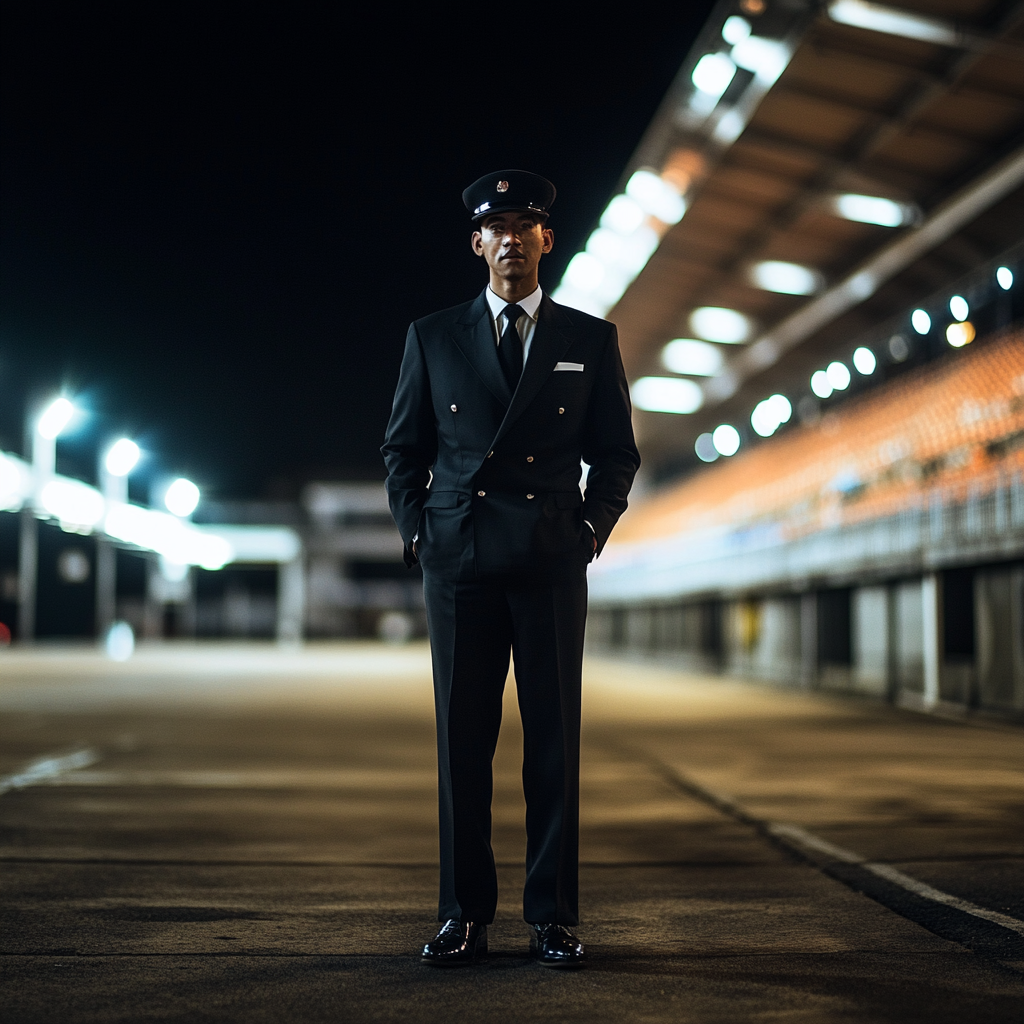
[
  {"x1": 580, "y1": 323, "x2": 641, "y2": 555},
  {"x1": 381, "y1": 322, "x2": 436, "y2": 567}
]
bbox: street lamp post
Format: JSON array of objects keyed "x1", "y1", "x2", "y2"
[
  {"x1": 18, "y1": 397, "x2": 76, "y2": 641},
  {"x1": 96, "y1": 438, "x2": 140, "y2": 640}
]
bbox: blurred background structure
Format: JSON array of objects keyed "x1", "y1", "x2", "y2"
[{"x1": 1, "y1": 0, "x2": 1022, "y2": 717}]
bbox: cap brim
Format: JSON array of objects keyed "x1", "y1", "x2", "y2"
[{"x1": 471, "y1": 202, "x2": 550, "y2": 222}]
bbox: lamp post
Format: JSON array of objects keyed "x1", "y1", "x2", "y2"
[
  {"x1": 96, "y1": 438, "x2": 141, "y2": 640},
  {"x1": 19, "y1": 397, "x2": 76, "y2": 641}
]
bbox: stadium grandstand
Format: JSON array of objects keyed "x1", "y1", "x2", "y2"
[{"x1": 553, "y1": 0, "x2": 1024, "y2": 719}]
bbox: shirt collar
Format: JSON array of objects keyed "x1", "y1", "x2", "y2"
[{"x1": 486, "y1": 285, "x2": 543, "y2": 322}]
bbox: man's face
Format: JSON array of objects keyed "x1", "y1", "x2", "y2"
[{"x1": 471, "y1": 211, "x2": 554, "y2": 284}]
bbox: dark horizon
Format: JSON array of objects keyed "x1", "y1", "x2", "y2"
[{"x1": 1, "y1": 4, "x2": 716, "y2": 503}]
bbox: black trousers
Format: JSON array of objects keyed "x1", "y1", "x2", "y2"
[{"x1": 423, "y1": 572, "x2": 588, "y2": 926}]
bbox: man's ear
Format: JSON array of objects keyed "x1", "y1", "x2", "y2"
[
  {"x1": 541, "y1": 226, "x2": 554, "y2": 254},
  {"x1": 471, "y1": 230, "x2": 484, "y2": 256}
]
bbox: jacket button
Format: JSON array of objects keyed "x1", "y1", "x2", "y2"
[
  {"x1": 526, "y1": 493, "x2": 534, "y2": 500},
  {"x1": 477, "y1": 490, "x2": 486, "y2": 497},
  {"x1": 526, "y1": 456, "x2": 534, "y2": 462},
  {"x1": 451, "y1": 404, "x2": 458, "y2": 412},
  {"x1": 558, "y1": 407, "x2": 565, "y2": 414}
]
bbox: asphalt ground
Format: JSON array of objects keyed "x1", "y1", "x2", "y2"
[{"x1": 1, "y1": 642, "x2": 1022, "y2": 1023}]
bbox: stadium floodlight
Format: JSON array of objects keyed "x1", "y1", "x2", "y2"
[
  {"x1": 831, "y1": 193, "x2": 914, "y2": 227},
  {"x1": 661, "y1": 338, "x2": 724, "y2": 377},
  {"x1": 852, "y1": 346, "x2": 877, "y2": 375},
  {"x1": 712, "y1": 423, "x2": 741, "y2": 457},
  {"x1": 164, "y1": 477, "x2": 201, "y2": 518},
  {"x1": 949, "y1": 295, "x2": 969, "y2": 321},
  {"x1": 749, "y1": 260, "x2": 822, "y2": 295},
  {"x1": 695, "y1": 432, "x2": 719, "y2": 463},
  {"x1": 731, "y1": 36, "x2": 789, "y2": 84},
  {"x1": 810, "y1": 370, "x2": 833, "y2": 399},
  {"x1": 722, "y1": 16, "x2": 751, "y2": 44},
  {"x1": 37, "y1": 397, "x2": 76, "y2": 440},
  {"x1": 625, "y1": 170, "x2": 685, "y2": 224},
  {"x1": 996, "y1": 266, "x2": 1013, "y2": 290},
  {"x1": 600, "y1": 195, "x2": 645, "y2": 236},
  {"x1": 690, "y1": 306, "x2": 752, "y2": 344},
  {"x1": 104, "y1": 438, "x2": 141, "y2": 477},
  {"x1": 827, "y1": 0, "x2": 960, "y2": 47},
  {"x1": 911, "y1": 309, "x2": 931, "y2": 334},
  {"x1": 826, "y1": 361, "x2": 851, "y2": 391},
  {"x1": 631, "y1": 376, "x2": 704, "y2": 415},
  {"x1": 691, "y1": 53, "x2": 737, "y2": 98}
]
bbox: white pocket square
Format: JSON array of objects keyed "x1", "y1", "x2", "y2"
[{"x1": 554, "y1": 361, "x2": 584, "y2": 372}]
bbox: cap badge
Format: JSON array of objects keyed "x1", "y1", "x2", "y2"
[{"x1": 497, "y1": 180, "x2": 509, "y2": 193}]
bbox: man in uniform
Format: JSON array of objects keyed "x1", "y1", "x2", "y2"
[{"x1": 382, "y1": 169, "x2": 639, "y2": 967}]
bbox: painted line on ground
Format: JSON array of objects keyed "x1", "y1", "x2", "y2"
[
  {"x1": 637, "y1": 751, "x2": 1024, "y2": 961},
  {"x1": 0, "y1": 749, "x2": 100, "y2": 796},
  {"x1": 768, "y1": 822, "x2": 1024, "y2": 937}
]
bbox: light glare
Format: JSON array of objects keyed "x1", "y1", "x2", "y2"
[
  {"x1": 810, "y1": 370, "x2": 833, "y2": 399},
  {"x1": 691, "y1": 52, "x2": 737, "y2": 98},
  {"x1": 949, "y1": 295, "x2": 969, "y2": 321},
  {"x1": 164, "y1": 477, "x2": 201, "y2": 518},
  {"x1": 852, "y1": 346, "x2": 877, "y2": 374},
  {"x1": 631, "y1": 376, "x2": 704, "y2": 415},
  {"x1": 722, "y1": 16, "x2": 751, "y2": 44},
  {"x1": 105, "y1": 622, "x2": 135, "y2": 662},
  {"x1": 911, "y1": 309, "x2": 931, "y2": 335},
  {"x1": 946, "y1": 321, "x2": 976, "y2": 348},
  {"x1": 600, "y1": 194, "x2": 645, "y2": 235},
  {"x1": 750, "y1": 394, "x2": 792, "y2": 438},
  {"x1": 565, "y1": 252, "x2": 605, "y2": 292},
  {"x1": 996, "y1": 266, "x2": 1013, "y2": 290},
  {"x1": 731, "y1": 36, "x2": 789, "y2": 83},
  {"x1": 695, "y1": 432, "x2": 719, "y2": 463},
  {"x1": 749, "y1": 260, "x2": 821, "y2": 295},
  {"x1": 105, "y1": 438, "x2": 141, "y2": 477},
  {"x1": 37, "y1": 397, "x2": 75, "y2": 440},
  {"x1": 832, "y1": 193, "x2": 909, "y2": 227},
  {"x1": 40, "y1": 478, "x2": 105, "y2": 530},
  {"x1": 826, "y1": 361, "x2": 851, "y2": 391},
  {"x1": 827, "y1": 0, "x2": 960, "y2": 46},
  {"x1": 690, "y1": 306, "x2": 751, "y2": 344},
  {"x1": 661, "y1": 338, "x2": 724, "y2": 377},
  {"x1": 625, "y1": 170, "x2": 685, "y2": 224},
  {"x1": 712, "y1": 424, "x2": 741, "y2": 457}
]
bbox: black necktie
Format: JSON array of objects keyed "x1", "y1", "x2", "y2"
[{"x1": 499, "y1": 303, "x2": 525, "y2": 391}]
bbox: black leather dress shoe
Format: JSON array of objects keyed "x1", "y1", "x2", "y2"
[
  {"x1": 421, "y1": 919, "x2": 487, "y2": 965},
  {"x1": 529, "y1": 923, "x2": 585, "y2": 968}
]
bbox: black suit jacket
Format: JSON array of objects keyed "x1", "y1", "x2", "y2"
[{"x1": 382, "y1": 290, "x2": 640, "y2": 581}]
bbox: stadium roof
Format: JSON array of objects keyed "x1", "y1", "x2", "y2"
[{"x1": 553, "y1": 0, "x2": 1024, "y2": 480}]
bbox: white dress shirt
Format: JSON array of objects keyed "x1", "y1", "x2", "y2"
[{"x1": 485, "y1": 285, "x2": 542, "y2": 364}]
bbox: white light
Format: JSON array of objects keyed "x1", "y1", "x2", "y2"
[
  {"x1": 104, "y1": 438, "x2": 140, "y2": 477},
  {"x1": 949, "y1": 295, "x2": 969, "y2": 321},
  {"x1": 160, "y1": 556, "x2": 190, "y2": 582},
  {"x1": 625, "y1": 170, "x2": 685, "y2": 225},
  {"x1": 104, "y1": 502, "x2": 233, "y2": 569},
  {"x1": 712, "y1": 424, "x2": 741, "y2": 457},
  {"x1": 105, "y1": 621, "x2": 135, "y2": 662},
  {"x1": 996, "y1": 266, "x2": 1013, "y2": 290},
  {"x1": 911, "y1": 309, "x2": 931, "y2": 334},
  {"x1": 614, "y1": 224, "x2": 661, "y2": 276},
  {"x1": 731, "y1": 36, "x2": 789, "y2": 83},
  {"x1": 722, "y1": 15, "x2": 751, "y2": 44},
  {"x1": 164, "y1": 478, "x2": 200, "y2": 518},
  {"x1": 827, "y1": 0, "x2": 960, "y2": 47},
  {"x1": 40, "y1": 478, "x2": 106, "y2": 531},
  {"x1": 810, "y1": 370, "x2": 833, "y2": 399},
  {"x1": 832, "y1": 193, "x2": 911, "y2": 227},
  {"x1": 0, "y1": 453, "x2": 30, "y2": 511},
  {"x1": 852, "y1": 346, "x2": 877, "y2": 374},
  {"x1": 826, "y1": 361, "x2": 851, "y2": 391},
  {"x1": 749, "y1": 260, "x2": 821, "y2": 295},
  {"x1": 631, "y1": 376, "x2": 704, "y2": 415},
  {"x1": 600, "y1": 194, "x2": 645, "y2": 235},
  {"x1": 692, "y1": 52, "x2": 737, "y2": 98},
  {"x1": 565, "y1": 251, "x2": 605, "y2": 293},
  {"x1": 712, "y1": 109, "x2": 747, "y2": 144},
  {"x1": 750, "y1": 394, "x2": 792, "y2": 438},
  {"x1": 695, "y1": 432, "x2": 719, "y2": 463},
  {"x1": 690, "y1": 306, "x2": 752, "y2": 344},
  {"x1": 37, "y1": 397, "x2": 75, "y2": 440},
  {"x1": 661, "y1": 338, "x2": 724, "y2": 377}
]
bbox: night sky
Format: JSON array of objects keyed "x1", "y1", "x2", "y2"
[{"x1": 2, "y1": 4, "x2": 715, "y2": 501}]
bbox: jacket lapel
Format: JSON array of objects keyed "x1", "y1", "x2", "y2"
[
  {"x1": 450, "y1": 291, "x2": 512, "y2": 406},
  {"x1": 493, "y1": 295, "x2": 574, "y2": 446}
]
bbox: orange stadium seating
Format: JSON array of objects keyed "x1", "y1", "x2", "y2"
[{"x1": 610, "y1": 328, "x2": 1024, "y2": 547}]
